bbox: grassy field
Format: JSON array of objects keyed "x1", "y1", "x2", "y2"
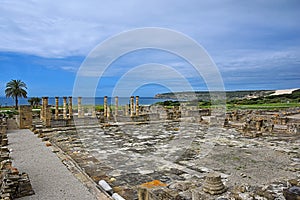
[
  {"x1": 1, "y1": 102, "x2": 299, "y2": 113},
  {"x1": 226, "y1": 102, "x2": 299, "y2": 110}
]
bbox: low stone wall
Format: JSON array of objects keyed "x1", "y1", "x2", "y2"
[
  {"x1": 226, "y1": 108, "x2": 300, "y2": 135},
  {"x1": 0, "y1": 117, "x2": 34, "y2": 199}
]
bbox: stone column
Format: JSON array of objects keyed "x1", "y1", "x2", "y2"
[
  {"x1": 45, "y1": 106, "x2": 51, "y2": 127},
  {"x1": 63, "y1": 97, "x2": 67, "y2": 119},
  {"x1": 55, "y1": 97, "x2": 59, "y2": 119},
  {"x1": 78, "y1": 97, "x2": 83, "y2": 118},
  {"x1": 115, "y1": 96, "x2": 119, "y2": 117},
  {"x1": 125, "y1": 104, "x2": 129, "y2": 116},
  {"x1": 136, "y1": 96, "x2": 139, "y2": 116},
  {"x1": 107, "y1": 106, "x2": 111, "y2": 118},
  {"x1": 130, "y1": 96, "x2": 134, "y2": 117},
  {"x1": 104, "y1": 96, "x2": 108, "y2": 118},
  {"x1": 68, "y1": 96, "x2": 73, "y2": 119},
  {"x1": 92, "y1": 108, "x2": 96, "y2": 118},
  {"x1": 40, "y1": 97, "x2": 45, "y2": 120},
  {"x1": 42, "y1": 97, "x2": 49, "y2": 121}
]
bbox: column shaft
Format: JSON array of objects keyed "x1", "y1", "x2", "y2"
[
  {"x1": 43, "y1": 97, "x2": 49, "y2": 121},
  {"x1": 130, "y1": 96, "x2": 134, "y2": 117},
  {"x1": 78, "y1": 97, "x2": 82, "y2": 118},
  {"x1": 104, "y1": 96, "x2": 108, "y2": 118},
  {"x1": 115, "y1": 96, "x2": 118, "y2": 117},
  {"x1": 136, "y1": 96, "x2": 139, "y2": 116},
  {"x1": 40, "y1": 97, "x2": 45, "y2": 120},
  {"x1": 55, "y1": 97, "x2": 59, "y2": 119},
  {"x1": 68, "y1": 97, "x2": 73, "y2": 119},
  {"x1": 63, "y1": 97, "x2": 67, "y2": 119}
]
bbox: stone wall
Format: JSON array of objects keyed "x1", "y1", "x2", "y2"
[
  {"x1": 0, "y1": 116, "x2": 34, "y2": 199},
  {"x1": 17, "y1": 106, "x2": 32, "y2": 129},
  {"x1": 226, "y1": 108, "x2": 300, "y2": 135}
]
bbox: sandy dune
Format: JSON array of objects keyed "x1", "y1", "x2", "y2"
[{"x1": 270, "y1": 88, "x2": 299, "y2": 96}]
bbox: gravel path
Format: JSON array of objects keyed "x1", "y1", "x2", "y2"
[{"x1": 7, "y1": 129, "x2": 98, "y2": 200}]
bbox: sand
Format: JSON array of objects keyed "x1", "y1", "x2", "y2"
[{"x1": 270, "y1": 88, "x2": 299, "y2": 96}]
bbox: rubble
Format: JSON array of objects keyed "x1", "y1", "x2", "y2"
[
  {"x1": 0, "y1": 115, "x2": 34, "y2": 199},
  {"x1": 28, "y1": 98, "x2": 300, "y2": 199}
]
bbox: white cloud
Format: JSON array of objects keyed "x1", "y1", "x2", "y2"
[
  {"x1": 60, "y1": 66, "x2": 78, "y2": 72},
  {"x1": 216, "y1": 48, "x2": 300, "y2": 71},
  {"x1": 1, "y1": 0, "x2": 299, "y2": 59}
]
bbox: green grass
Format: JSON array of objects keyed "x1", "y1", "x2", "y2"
[
  {"x1": 0, "y1": 107, "x2": 16, "y2": 111},
  {"x1": 227, "y1": 102, "x2": 299, "y2": 110}
]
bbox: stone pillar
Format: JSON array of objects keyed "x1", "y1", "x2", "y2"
[
  {"x1": 130, "y1": 96, "x2": 134, "y2": 117},
  {"x1": 55, "y1": 97, "x2": 59, "y2": 119},
  {"x1": 45, "y1": 106, "x2": 51, "y2": 127},
  {"x1": 68, "y1": 96, "x2": 73, "y2": 119},
  {"x1": 107, "y1": 106, "x2": 111, "y2": 118},
  {"x1": 104, "y1": 96, "x2": 108, "y2": 118},
  {"x1": 40, "y1": 97, "x2": 45, "y2": 120},
  {"x1": 256, "y1": 119, "x2": 263, "y2": 131},
  {"x1": 136, "y1": 96, "x2": 139, "y2": 116},
  {"x1": 18, "y1": 106, "x2": 33, "y2": 129},
  {"x1": 125, "y1": 104, "x2": 129, "y2": 116},
  {"x1": 63, "y1": 97, "x2": 67, "y2": 119},
  {"x1": 78, "y1": 97, "x2": 83, "y2": 118},
  {"x1": 115, "y1": 96, "x2": 119, "y2": 117},
  {"x1": 42, "y1": 97, "x2": 48, "y2": 121},
  {"x1": 92, "y1": 108, "x2": 96, "y2": 118}
]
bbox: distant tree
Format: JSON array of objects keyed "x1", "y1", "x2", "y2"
[
  {"x1": 28, "y1": 97, "x2": 41, "y2": 108},
  {"x1": 5, "y1": 79, "x2": 28, "y2": 109}
]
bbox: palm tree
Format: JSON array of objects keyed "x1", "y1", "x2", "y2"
[
  {"x1": 5, "y1": 79, "x2": 28, "y2": 109},
  {"x1": 28, "y1": 97, "x2": 41, "y2": 108}
]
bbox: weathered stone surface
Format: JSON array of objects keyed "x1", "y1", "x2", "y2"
[
  {"x1": 202, "y1": 172, "x2": 226, "y2": 195},
  {"x1": 17, "y1": 106, "x2": 32, "y2": 129},
  {"x1": 27, "y1": 105, "x2": 300, "y2": 199},
  {"x1": 0, "y1": 128, "x2": 34, "y2": 199},
  {"x1": 283, "y1": 186, "x2": 300, "y2": 200}
]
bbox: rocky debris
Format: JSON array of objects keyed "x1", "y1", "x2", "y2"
[
  {"x1": 97, "y1": 180, "x2": 125, "y2": 199},
  {"x1": 31, "y1": 107, "x2": 300, "y2": 199},
  {"x1": 0, "y1": 168, "x2": 34, "y2": 199},
  {"x1": 283, "y1": 186, "x2": 300, "y2": 200},
  {"x1": 227, "y1": 108, "x2": 300, "y2": 135},
  {"x1": 45, "y1": 141, "x2": 52, "y2": 147},
  {"x1": 0, "y1": 116, "x2": 34, "y2": 199}
]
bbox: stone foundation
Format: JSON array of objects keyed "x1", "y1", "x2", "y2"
[{"x1": 0, "y1": 116, "x2": 34, "y2": 199}]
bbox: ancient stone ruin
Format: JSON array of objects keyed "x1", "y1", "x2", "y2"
[
  {"x1": 202, "y1": 172, "x2": 226, "y2": 195},
  {"x1": 8, "y1": 97, "x2": 300, "y2": 199},
  {"x1": 0, "y1": 114, "x2": 34, "y2": 200}
]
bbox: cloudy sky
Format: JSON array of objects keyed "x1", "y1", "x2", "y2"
[{"x1": 0, "y1": 0, "x2": 299, "y2": 97}]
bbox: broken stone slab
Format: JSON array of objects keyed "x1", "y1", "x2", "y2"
[
  {"x1": 98, "y1": 180, "x2": 113, "y2": 195},
  {"x1": 112, "y1": 193, "x2": 126, "y2": 200},
  {"x1": 138, "y1": 180, "x2": 169, "y2": 200},
  {"x1": 283, "y1": 186, "x2": 300, "y2": 200},
  {"x1": 0, "y1": 170, "x2": 34, "y2": 199},
  {"x1": 1, "y1": 138, "x2": 8, "y2": 146}
]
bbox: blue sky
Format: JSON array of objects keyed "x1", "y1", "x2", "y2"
[{"x1": 0, "y1": 0, "x2": 299, "y2": 97}]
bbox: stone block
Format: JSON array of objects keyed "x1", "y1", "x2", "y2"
[
  {"x1": 18, "y1": 106, "x2": 32, "y2": 129},
  {"x1": 138, "y1": 180, "x2": 169, "y2": 200}
]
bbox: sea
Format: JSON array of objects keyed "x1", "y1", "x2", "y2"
[{"x1": 0, "y1": 97, "x2": 168, "y2": 107}]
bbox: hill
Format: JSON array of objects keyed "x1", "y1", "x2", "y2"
[{"x1": 155, "y1": 90, "x2": 276, "y2": 101}]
